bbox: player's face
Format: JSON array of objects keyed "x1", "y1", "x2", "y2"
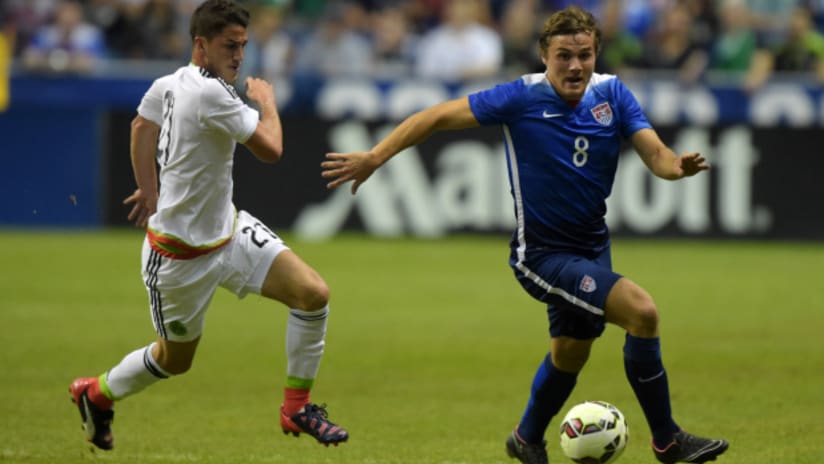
[
  {"x1": 201, "y1": 24, "x2": 248, "y2": 84},
  {"x1": 542, "y1": 32, "x2": 596, "y2": 102}
]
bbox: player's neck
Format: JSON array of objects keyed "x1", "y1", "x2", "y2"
[{"x1": 191, "y1": 46, "x2": 206, "y2": 68}]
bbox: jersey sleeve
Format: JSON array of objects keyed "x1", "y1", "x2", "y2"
[
  {"x1": 137, "y1": 77, "x2": 166, "y2": 126},
  {"x1": 613, "y1": 79, "x2": 652, "y2": 138},
  {"x1": 200, "y1": 79, "x2": 259, "y2": 143},
  {"x1": 468, "y1": 79, "x2": 524, "y2": 125}
]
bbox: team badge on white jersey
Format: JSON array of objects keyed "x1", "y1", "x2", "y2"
[
  {"x1": 579, "y1": 275, "x2": 597, "y2": 293},
  {"x1": 590, "y1": 102, "x2": 613, "y2": 126}
]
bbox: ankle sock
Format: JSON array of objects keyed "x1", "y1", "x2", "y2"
[
  {"x1": 86, "y1": 376, "x2": 114, "y2": 409},
  {"x1": 282, "y1": 387, "x2": 310, "y2": 416}
]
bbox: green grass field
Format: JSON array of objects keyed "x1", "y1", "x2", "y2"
[{"x1": 1, "y1": 230, "x2": 822, "y2": 463}]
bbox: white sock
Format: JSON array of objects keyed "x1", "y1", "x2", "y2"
[
  {"x1": 103, "y1": 342, "x2": 171, "y2": 400},
  {"x1": 285, "y1": 306, "x2": 328, "y2": 389}
]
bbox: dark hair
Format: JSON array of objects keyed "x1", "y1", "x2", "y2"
[
  {"x1": 189, "y1": 0, "x2": 250, "y2": 41},
  {"x1": 538, "y1": 6, "x2": 601, "y2": 55}
]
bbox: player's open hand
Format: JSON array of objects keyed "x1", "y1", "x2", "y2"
[
  {"x1": 677, "y1": 152, "x2": 709, "y2": 178},
  {"x1": 322, "y1": 151, "x2": 382, "y2": 194},
  {"x1": 123, "y1": 188, "x2": 157, "y2": 228}
]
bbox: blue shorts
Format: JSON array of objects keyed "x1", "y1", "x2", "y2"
[{"x1": 510, "y1": 246, "x2": 622, "y2": 340}]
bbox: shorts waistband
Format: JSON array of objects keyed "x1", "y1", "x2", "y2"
[{"x1": 146, "y1": 229, "x2": 231, "y2": 260}]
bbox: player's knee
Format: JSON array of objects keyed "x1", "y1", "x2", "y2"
[
  {"x1": 297, "y1": 279, "x2": 330, "y2": 311},
  {"x1": 628, "y1": 300, "x2": 659, "y2": 337},
  {"x1": 552, "y1": 351, "x2": 589, "y2": 373},
  {"x1": 551, "y1": 339, "x2": 593, "y2": 373},
  {"x1": 164, "y1": 360, "x2": 194, "y2": 375},
  {"x1": 153, "y1": 342, "x2": 197, "y2": 375},
  {"x1": 155, "y1": 354, "x2": 194, "y2": 375}
]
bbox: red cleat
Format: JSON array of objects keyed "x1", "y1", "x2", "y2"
[{"x1": 69, "y1": 377, "x2": 114, "y2": 451}]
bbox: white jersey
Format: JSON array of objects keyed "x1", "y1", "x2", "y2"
[{"x1": 137, "y1": 64, "x2": 259, "y2": 254}]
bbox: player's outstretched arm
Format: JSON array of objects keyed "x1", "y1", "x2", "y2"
[
  {"x1": 244, "y1": 76, "x2": 283, "y2": 163},
  {"x1": 631, "y1": 128, "x2": 709, "y2": 180},
  {"x1": 321, "y1": 97, "x2": 479, "y2": 194},
  {"x1": 124, "y1": 115, "x2": 160, "y2": 228}
]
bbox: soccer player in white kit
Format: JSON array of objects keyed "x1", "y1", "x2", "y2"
[{"x1": 69, "y1": 0, "x2": 348, "y2": 450}]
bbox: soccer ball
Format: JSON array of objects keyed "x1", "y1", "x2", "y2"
[{"x1": 559, "y1": 401, "x2": 629, "y2": 464}]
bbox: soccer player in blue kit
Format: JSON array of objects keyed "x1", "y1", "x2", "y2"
[{"x1": 321, "y1": 5, "x2": 728, "y2": 464}]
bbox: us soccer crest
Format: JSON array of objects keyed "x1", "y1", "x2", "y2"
[
  {"x1": 590, "y1": 102, "x2": 613, "y2": 126},
  {"x1": 579, "y1": 275, "x2": 597, "y2": 293}
]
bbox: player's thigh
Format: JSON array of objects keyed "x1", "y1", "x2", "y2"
[
  {"x1": 603, "y1": 277, "x2": 658, "y2": 337},
  {"x1": 218, "y1": 211, "x2": 328, "y2": 310},
  {"x1": 219, "y1": 210, "x2": 289, "y2": 298},
  {"x1": 260, "y1": 249, "x2": 329, "y2": 310},
  {"x1": 514, "y1": 249, "x2": 621, "y2": 339},
  {"x1": 514, "y1": 250, "x2": 620, "y2": 314},
  {"x1": 141, "y1": 238, "x2": 219, "y2": 342}
]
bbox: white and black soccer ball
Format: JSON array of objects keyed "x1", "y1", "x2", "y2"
[{"x1": 559, "y1": 401, "x2": 629, "y2": 464}]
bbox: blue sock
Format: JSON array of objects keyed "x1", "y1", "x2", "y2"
[
  {"x1": 517, "y1": 353, "x2": 577, "y2": 444},
  {"x1": 623, "y1": 334, "x2": 680, "y2": 449}
]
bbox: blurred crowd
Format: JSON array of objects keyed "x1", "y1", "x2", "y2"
[{"x1": 3, "y1": 0, "x2": 824, "y2": 91}]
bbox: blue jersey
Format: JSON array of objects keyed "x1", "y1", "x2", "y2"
[{"x1": 468, "y1": 72, "x2": 651, "y2": 255}]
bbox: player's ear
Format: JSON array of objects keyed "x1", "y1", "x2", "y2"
[{"x1": 194, "y1": 36, "x2": 206, "y2": 53}]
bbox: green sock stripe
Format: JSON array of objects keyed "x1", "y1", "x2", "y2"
[
  {"x1": 286, "y1": 376, "x2": 314, "y2": 390},
  {"x1": 97, "y1": 373, "x2": 116, "y2": 401}
]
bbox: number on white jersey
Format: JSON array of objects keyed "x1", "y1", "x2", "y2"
[{"x1": 157, "y1": 90, "x2": 175, "y2": 165}]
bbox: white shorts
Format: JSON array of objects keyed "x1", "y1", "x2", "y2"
[{"x1": 140, "y1": 210, "x2": 289, "y2": 342}]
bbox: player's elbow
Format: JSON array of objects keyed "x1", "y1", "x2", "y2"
[
  {"x1": 257, "y1": 153, "x2": 281, "y2": 164},
  {"x1": 245, "y1": 132, "x2": 283, "y2": 163},
  {"x1": 256, "y1": 143, "x2": 283, "y2": 164}
]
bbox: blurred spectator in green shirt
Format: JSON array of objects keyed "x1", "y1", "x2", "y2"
[
  {"x1": 709, "y1": 0, "x2": 758, "y2": 76},
  {"x1": 596, "y1": 0, "x2": 643, "y2": 75}
]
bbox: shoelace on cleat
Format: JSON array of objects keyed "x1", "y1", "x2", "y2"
[{"x1": 297, "y1": 404, "x2": 345, "y2": 440}]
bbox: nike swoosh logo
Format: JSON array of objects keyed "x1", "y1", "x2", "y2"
[
  {"x1": 543, "y1": 111, "x2": 563, "y2": 118},
  {"x1": 638, "y1": 370, "x2": 665, "y2": 383},
  {"x1": 82, "y1": 397, "x2": 96, "y2": 439}
]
